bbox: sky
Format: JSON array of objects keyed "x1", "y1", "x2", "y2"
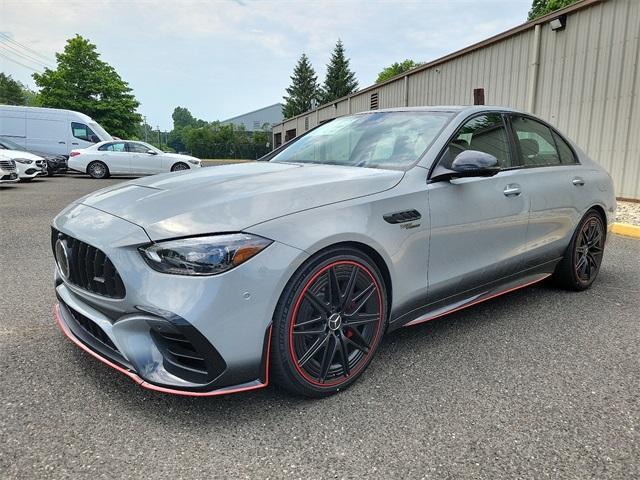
[{"x1": 1, "y1": 0, "x2": 532, "y2": 131}]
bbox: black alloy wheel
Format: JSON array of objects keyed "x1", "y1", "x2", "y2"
[
  {"x1": 553, "y1": 209, "x2": 606, "y2": 290},
  {"x1": 271, "y1": 248, "x2": 387, "y2": 397}
]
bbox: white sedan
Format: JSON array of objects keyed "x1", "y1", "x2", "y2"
[
  {"x1": 68, "y1": 141, "x2": 202, "y2": 179},
  {"x1": 0, "y1": 144, "x2": 46, "y2": 182}
]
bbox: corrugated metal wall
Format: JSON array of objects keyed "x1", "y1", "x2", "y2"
[{"x1": 273, "y1": 0, "x2": 640, "y2": 199}]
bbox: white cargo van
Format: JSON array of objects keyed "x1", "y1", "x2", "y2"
[{"x1": 0, "y1": 105, "x2": 113, "y2": 157}]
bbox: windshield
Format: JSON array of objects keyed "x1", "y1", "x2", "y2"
[
  {"x1": 0, "y1": 137, "x2": 26, "y2": 151},
  {"x1": 271, "y1": 111, "x2": 453, "y2": 170},
  {"x1": 88, "y1": 121, "x2": 113, "y2": 141}
]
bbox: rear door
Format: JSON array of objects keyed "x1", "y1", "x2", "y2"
[
  {"x1": 98, "y1": 142, "x2": 130, "y2": 173},
  {"x1": 127, "y1": 142, "x2": 163, "y2": 174},
  {"x1": 426, "y1": 112, "x2": 530, "y2": 301},
  {"x1": 506, "y1": 115, "x2": 582, "y2": 268}
]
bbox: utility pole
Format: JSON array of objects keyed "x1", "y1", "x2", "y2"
[
  {"x1": 156, "y1": 125, "x2": 161, "y2": 148},
  {"x1": 143, "y1": 115, "x2": 148, "y2": 142}
]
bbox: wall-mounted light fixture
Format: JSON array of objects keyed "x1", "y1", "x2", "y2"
[{"x1": 550, "y1": 14, "x2": 567, "y2": 31}]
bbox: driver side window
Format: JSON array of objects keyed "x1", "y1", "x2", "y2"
[
  {"x1": 441, "y1": 113, "x2": 511, "y2": 169},
  {"x1": 128, "y1": 142, "x2": 151, "y2": 153}
]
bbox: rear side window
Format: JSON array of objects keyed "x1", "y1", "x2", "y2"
[
  {"x1": 511, "y1": 116, "x2": 561, "y2": 167},
  {"x1": 441, "y1": 113, "x2": 512, "y2": 169},
  {"x1": 71, "y1": 122, "x2": 97, "y2": 142},
  {"x1": 98, "y1": 142, "x2": 126, "y2": 152},
  {"x1": 552, "y1": 131, "x2": 578, "y2": 164}
]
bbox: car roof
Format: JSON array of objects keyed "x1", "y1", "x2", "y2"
[{"x1": 361, "y1": 105, "x2": 522, "y2": 115}]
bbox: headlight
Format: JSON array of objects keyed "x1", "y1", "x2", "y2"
[
  {"x1": 14, "y1": 158, "x2": 33, "y2": 164},
  {"x1": 187, "y1": 159, "x2": 200, "y2": 165},
  {"x1": 139, "y1": 233, "x2": 272, "y2": 276}
]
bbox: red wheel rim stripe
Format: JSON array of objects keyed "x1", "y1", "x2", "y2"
[{"x1": 288, "y1": 260, "x2": 383, "y2": 387}]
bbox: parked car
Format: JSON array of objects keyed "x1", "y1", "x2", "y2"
[
  {"x1": 52, "y1": 106, "x2": 615, "y2": 398},
  {"x1": 0, "y1": 154, "x2": 19, "y2": 184},
  {"x1": 0, "y1": 137, "x2": 68, "y2": 176},
  {"x1": 0, "y1": 146, "x2": 46, "y2": 182},
  {"x1": 68, "y1": 140, "x2": 201, "y2": 179},
  {"x1": 0, "y1": 105, "x2": 112, "y2": 158}
]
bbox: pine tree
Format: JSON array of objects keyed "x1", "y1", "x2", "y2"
[
  {"x1": 321, "y1": 39, "x2": 358, "y2": 103},
  {"x1": 282, "y1": 53, "x2": 320, "y2": 119}
]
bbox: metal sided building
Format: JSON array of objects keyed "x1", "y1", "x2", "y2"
[
  {"x1": 222, "y1": 103, "x2": 284, "y2": 132},
  {"x1": 272, "y1": 0, "x2": 640, "y2": 200}
]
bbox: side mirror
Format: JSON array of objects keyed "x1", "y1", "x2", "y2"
[
  {"x1": 89, "y1": 135, "x2": 100, "y2": 143},
  {"x1": 146, "y1": 149, "x2": 157, "y2": 155},
  {"x1": 431, "y1": 150, "x2": 500, "y2": 182}
]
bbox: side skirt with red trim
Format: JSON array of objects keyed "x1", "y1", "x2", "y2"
[{"x1": 402, "y1": 273, "x2": 551, "y2": 328}]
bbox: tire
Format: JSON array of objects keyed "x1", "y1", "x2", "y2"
[
  {"x1": 171, "y1": 162, "x2": 189, "y2": 172},
  {"x1": 270, "y1": 246, "x2": 388, "y2": 397},
  {"x1": 87, "y1": 161, "x2": 110, "y2": 179},
  {"x1": 552, "y1": 209, "x2": 606, "y2": 291}
]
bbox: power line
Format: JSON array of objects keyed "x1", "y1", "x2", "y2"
[
  {"x1": 0, "y1": 42, "x2": 53, "y2": 70},
  {"x1": 0, "y1": 51, "x2": 43, "y2": 73},
  {"x1": 0, "y1": 32, "x2": 55, "y2": 64}
]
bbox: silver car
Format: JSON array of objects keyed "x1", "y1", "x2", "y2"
[{"x1": 52, "y1": 106, "x2": 616, "y2": 398}]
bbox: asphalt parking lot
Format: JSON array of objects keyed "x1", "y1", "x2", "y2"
[{"x1": 1, "y1": 175, "x2": 638, "y2": 479}]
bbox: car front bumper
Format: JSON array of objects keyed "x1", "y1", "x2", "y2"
[{"x1": 52, "y1": 203, "x2": 308, "y2": 395}]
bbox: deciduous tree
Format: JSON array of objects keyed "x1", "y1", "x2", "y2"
[
  {"x1": 32, "y1": 35, "x2": 141, "y2": 138},
  {"x1": 375, "y1": 59, "x2": 423, "y2": 84}
]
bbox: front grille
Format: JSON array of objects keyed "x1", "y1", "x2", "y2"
[
  {"x1": 67, "y1": 305, "x2": 118, "y2": 352},
  {"x1": 52, "y1": 229, "x2": 126, "y2": 299},
  {"x1": 0, "y1": 160, "x2": 16, "y2": 172}
]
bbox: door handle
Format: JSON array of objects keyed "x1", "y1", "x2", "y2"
[
  {"x1": 58, "y1": 141, "x2": 66, "y2": 144},
  {"x1": 503, "y1": 184, "x2": 521, "y2": 197},
  {"x1": 572, "y1": 177, "x2": 585, "y2": 186},
  {"x1": 71, "y1": 142, "x2": 79, "y2": 145}
]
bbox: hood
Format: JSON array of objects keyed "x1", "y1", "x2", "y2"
[
  {"x1": 0, "y1": 149, "x2": 44, "y2": 161},
  {"x1": 78, "y1": 161, "x2": 403, "y2": 240}
]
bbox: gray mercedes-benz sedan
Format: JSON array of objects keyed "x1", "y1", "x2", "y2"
[{"x1": 52, "y1": 106, "x2": 616, "y2": 397}]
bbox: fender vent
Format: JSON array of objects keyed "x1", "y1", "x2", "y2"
[{"x1": 383, "y1": 209, "x2": 422, "y2": 224}]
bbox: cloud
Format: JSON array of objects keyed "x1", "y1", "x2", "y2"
[{"x1": 0, "y1": 0, "x2": 531, "y2": 129}]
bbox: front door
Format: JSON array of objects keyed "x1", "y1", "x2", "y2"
[
  {"x1": 127, "y1": 142, "x2": 163, "y2": 174},
  {"x1": 426, "y1": 112, "x2": 530, "y2": 302}
]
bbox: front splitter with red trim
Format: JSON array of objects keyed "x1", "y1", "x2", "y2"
[{"x1": 54, "y1": 304, "x2": 270, "y2": 397}]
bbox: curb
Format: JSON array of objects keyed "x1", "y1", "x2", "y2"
[{"x1": 611, "y1": 222, "x2": 640, "y2": 239}]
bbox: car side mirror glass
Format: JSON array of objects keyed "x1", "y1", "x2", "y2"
[
  {"x1": 89, "y1": 135, "x2": 100, "y2": 143},
  {"x1": 147, "y1": 149, "x2": 157, "y2": 155},
  {"x1": 431, "y1": 149, "x2": 500, "y2": 182}
]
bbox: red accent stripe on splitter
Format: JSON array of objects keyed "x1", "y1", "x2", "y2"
[
  {"x1": 404, "y1": 274, "x2": 551, "y2": 327},
  {"x1": 54, "y1": 304, "x2": 271, "y2": 397}
]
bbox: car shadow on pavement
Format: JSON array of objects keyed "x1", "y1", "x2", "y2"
[{"x1": 65, "y1": 282, "x2": 557, "y2": 423}]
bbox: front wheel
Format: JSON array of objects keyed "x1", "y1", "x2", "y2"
[
  {"x1": 171, "y1": 162, "x2": 189, "y2": 172},
  {"x1": 270, "y1": 247, "x2": 387, "y2": 397},
  {"x1": 87, "y1": 161, "x2": 110, "y2": 179},
  {"x1": 553, "y1": 209, "x2": 606, "y2": 290}
]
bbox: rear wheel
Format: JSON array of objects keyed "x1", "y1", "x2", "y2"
[
  {"x1": 87, "y1": 161, "x2": 110, "y2": 179},
  {"x1": 270, "y1": 247, "x2": 387, "y2": 397},
  {"x1": 553, "y1": 209, "x2": 605, "y2": 290},
  {"x1": 171, "y1": 162, "x2": 189, "y2": 172}
]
